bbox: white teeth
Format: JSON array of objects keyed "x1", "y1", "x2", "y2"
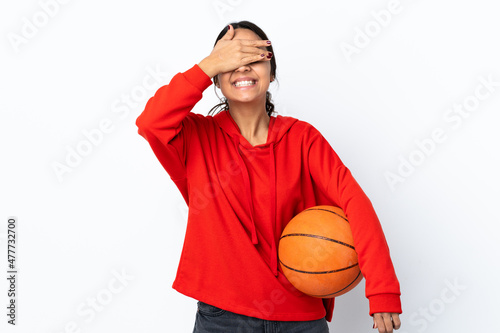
[{"x1": 234, "y1": 80, "x2": 256, "y2": 87}]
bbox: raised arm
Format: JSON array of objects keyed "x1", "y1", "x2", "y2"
[
  {"x1": 136, "y1": 24, "x2": 273, "y2": 202},
  {"x1": 135, "y1": 64, "x2": 213, "y2": 194}
]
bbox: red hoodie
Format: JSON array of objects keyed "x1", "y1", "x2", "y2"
[{"x1": 135, "y1": 64, "x2": 402, "y2": 322}]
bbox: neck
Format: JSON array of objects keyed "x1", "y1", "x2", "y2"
[{"x1": 227, "y1": 99, "x2": 270, "y2": 144}]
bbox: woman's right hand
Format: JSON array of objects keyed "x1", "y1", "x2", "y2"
[{"x1": 198, "y1": 25, "x2": 272, "y2": 78}]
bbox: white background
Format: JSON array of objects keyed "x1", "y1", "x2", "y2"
[{"x1": 1, "y1": 0, "x2": 499, "y2": 332}]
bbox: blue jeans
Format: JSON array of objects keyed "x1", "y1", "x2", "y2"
[{"x1": 193, "y1": 301, "x2": 330, "y2": 333}]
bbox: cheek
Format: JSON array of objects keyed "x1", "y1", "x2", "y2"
[
  {"x1": 217, "y1": 73, "x2": 230, "y2": 87},
  {"x1": 255, "y1": 63, "x2": 272, "y2": 80}
]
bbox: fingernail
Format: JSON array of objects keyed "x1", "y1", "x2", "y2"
[
  {"x1": 267, "y1": 52, "x2": 273, "y2": 59},
  {"x1": 228, "y1": 25, "x2": 231, "y2": 30},
  {"x1": 372, "y1": 324, "x2": 375, "y2": 329},
  {"x1": 266, "y1": 41, "x2": 271, "y2": 44}
]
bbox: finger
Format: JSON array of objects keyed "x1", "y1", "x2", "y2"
[
  {"x1": 382, "y1": 313, "x2": 394, "y2": 333},
  {"x1": 239, "y1": 45, "x2": 271, "y2": 56},
  {"x1": 392, "y1": 314, "x2": 401, "y2": 330},
  {"x1": 373, "y1": 313, "x2": 387, "y2": 333},
  {"x1": 241, "y1": 52, "x2": 272, "y2": 65},
  {"x1": 220, "y1": 24, "x2": 234, "y2": 40},
  {"x1": 372, "y1": 313, "x2": 381, "y2": 330},
  {"x1": 239, "y1": 39, "x2": 271, "y2": 48}
]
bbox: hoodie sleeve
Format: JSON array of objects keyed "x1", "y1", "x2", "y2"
[
  {"x1": 135, "y1": 64, "x2": 213, "y2": 203},
  {"x1": 306, "y1": 126, "x2": 402, "y2": 317}
]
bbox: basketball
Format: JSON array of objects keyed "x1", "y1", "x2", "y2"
[{"x1": 278, "y1": 205, "x2": 363, "y2": 298}]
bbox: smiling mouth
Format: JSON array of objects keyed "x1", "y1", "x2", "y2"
[{"x1": 233, "y1": 80, "x2": 257, "y2": 87}]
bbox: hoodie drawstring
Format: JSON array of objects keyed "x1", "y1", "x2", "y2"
[
  {"x1": 269, "y1": 142, "x2": 278, "y2": 276},
  {"x1": 232, "y1": 136, "x2": 279, "y2": 276},
  {"x1": 232, "y1": 136, "x2": 258, "y2": 245}
]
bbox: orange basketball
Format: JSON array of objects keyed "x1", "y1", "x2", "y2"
[{"x1": 278, "y1": 205, "x2": 363, "y2": 298}]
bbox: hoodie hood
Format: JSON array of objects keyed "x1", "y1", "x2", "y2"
[
  {"x1": 214, "y1": 110, "x2": 298, "y2": 276},
  {"x1": 214, "y1": 109, "x2": 298, "y2": 149}
]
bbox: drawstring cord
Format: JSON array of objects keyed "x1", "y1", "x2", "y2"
[
  {"x1": 231, "y1": 136, "x2": 279, "y2": 276},
  {"x1": 269, "y1": 142, "x2": 278, "y2": 276},
  {"x1": 232, "y1": 136, "x2": 258, "y2": 245}
]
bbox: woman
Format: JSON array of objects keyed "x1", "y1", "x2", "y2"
[{"x1": 136, "y1": 21, "x2": 402, "y2": 333}]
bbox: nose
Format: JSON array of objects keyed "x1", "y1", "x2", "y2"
[{"x1": 234, "y1": 64, "x2": 251, "y2": 72}]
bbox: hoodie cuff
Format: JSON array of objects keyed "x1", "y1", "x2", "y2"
[
  {"x1": 368, "y1": 294, "x2": 402, "y2": 316},
  {"x1": 183, "y1": 64, "x2": 213, "y2": 92}
]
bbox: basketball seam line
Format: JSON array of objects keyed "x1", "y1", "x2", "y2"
[
  {"x1": 308, "y1": 270, "x2": 363, "y2": 298},
  {"x1": 279, "y1": 233, "x2": 355, "y2": 250},
  {"x1": 278, "y1": 261, "x2": 359, "y2": 275},
  {"x1": 303, "y1": 208, "x2": 349, "y2": 223}
]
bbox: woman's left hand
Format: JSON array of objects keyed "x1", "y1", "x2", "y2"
[{"x1": 372, "y1": 313, "x2": 401, "y2": 333}]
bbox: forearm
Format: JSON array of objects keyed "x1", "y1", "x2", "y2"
[{"x1": 198, "y1": 56, "x2": 220, "y2": 79}]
